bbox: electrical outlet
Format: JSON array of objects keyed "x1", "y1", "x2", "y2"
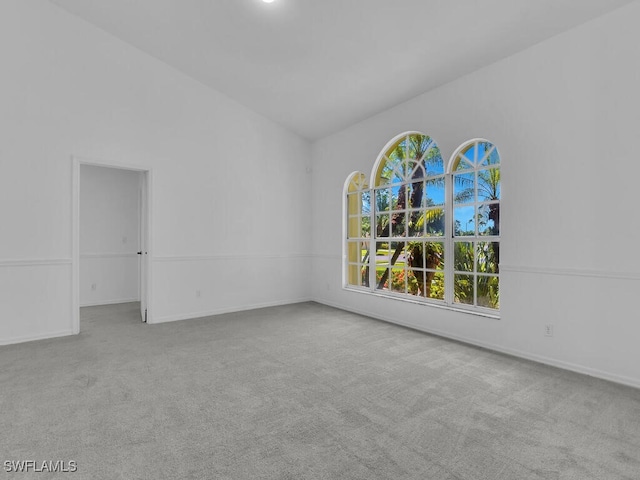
[
  {"x1": 195, "y1": 290, "x2": 201, "y2": 298},
  {"x1": 122, "y1": 236, "x2": 127, "y2": 244},
  {"x1": 544, "y1": 324, "x2": 554, "y2": 337},
  {"x1": 91, "y1": 283, "x2": 97, "y2": 291}
]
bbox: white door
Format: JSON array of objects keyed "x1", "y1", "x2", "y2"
[{"x1": 139, "y1": 172, "x2": 149, "y2": 323}]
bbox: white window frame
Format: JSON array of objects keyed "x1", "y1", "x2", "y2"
[{"x1": 343, "y1": 133, "x2": 501, "y2": 318}]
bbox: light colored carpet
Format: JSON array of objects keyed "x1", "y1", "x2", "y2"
[{"x1": 1, "y1": 301, "x2": 639, "y2": 479}]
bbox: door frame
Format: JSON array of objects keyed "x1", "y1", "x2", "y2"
[{"x1": 71, "y1": 156, "x2": 154, "y2": 333}]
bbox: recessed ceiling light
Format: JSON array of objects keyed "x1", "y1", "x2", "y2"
[{"x1": 262, "y1": 0, "x2": 275, "y2": 3}]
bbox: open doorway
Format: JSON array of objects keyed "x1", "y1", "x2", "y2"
[{"x1": 72, "y1": 158, "x2": 152, "y2": 332}]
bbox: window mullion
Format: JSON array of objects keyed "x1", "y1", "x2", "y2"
[
  {"x1": 369, "y1": 188, "x2": 376, "y2": 291},
  {"x1": 473, "y1": 166, "x2": 479, "y2": 307},
  {"x1": 343, "y1": 190, "x2": 349, "y2": 287},
  {"x1": 444, "y1": 173, "x2": 454, "y2": 305}
]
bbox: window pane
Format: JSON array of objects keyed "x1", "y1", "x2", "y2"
[
  {"x1": 454, "y1": 242, "x2": 474, "y2": 272},
  {"x1": 406, "y1": 134, "x2": 426, "y2": 159},
  {"x1": 361, "y1": 214, "x2": 371, "y2": 237},
  {"x1": 479, "y1": 144, "x2": 499, "y2": 167},
  {"x1": 347, "y1": 241, "x2": 359, "y2": 263},
  {"x1": 390, "y1": 267, "x2": 406, "y2": 293},
  {"x1": 476, "y1": 242, "x2": 499, "y2": 274},
  {"x1": 379, "y1": 147, "x2": 404, "y2": 185},
  {"x1": 348, "y1": 217, "x2": 360, "y2": 238},
  {"x1": 376, "y1": 268, "x2": 390, "y2": 290},
  {"x1": 405, "y1": 133, "x2": 443, "y2": 175},
  {"x1": 362, "y1": 191, "x2": 371, "y2": 214},
  {"x1": 377, "y1": 165, "x2": 392, "y2": 186},
  {"x1": 408, "y1": 181, "x2": 424, "y2": 209},
  {"x1": 454, "y1": 155, "x2": 474, "y2": 172},
  {"x1": 477, "y1": 276, "x2": 499, "y2": 309},
  {"x1": 347, "y1": 172, "x2": 367, "y2": 192},
  {"x1": 406, "y1": 269, "x2": 422, "y2": 296},
  {"x1": 375, "y1": 188, "x2": 391, "y2": 211},
  {"x1": 486, "y1": 147, "x2": 500, "y2": 166},
  {"x1": 454, "y1": 274, "x2": 474, "y2": 305},
  {"x1": 388, "y1": 151, "x2": 407, "y2": 184},
  {"x1": 389, "y1": 139, "x2": 406, "y2": 162},
  {"x1": 390, "y1": 163, "x2": 405, "y2": 185},
  {"x1": 375, "y1": 241, "x2": 390, "y2": 267},
  {"x1": 347, "y1": 263, "x2": 360, "y2": 286},
  {"x1": 389, "y1": 242, "x2": 407, "y2": 268},
  {"x1": 464, "y1": 144, "x2": 478, "y2": 164},
  {"x1": 425, "y1": 177, "x2": 445, "y2": 206},
  {"x1": 477, "y1": 168, "x2": 500, "y2": 202},
  {"x1": 403, "y1": 242, "x2": 423, "y2": 269},
  {"x1": 391, "y1": 185, "x2": 405, "y2": 210},
  {"x1": 407, "y1": 269, "x2": 423, "y2": 296},
  {"x1": 406, "y1": 210, "x2": 425, "y2": 237},
  {"x1": 408, "y1": 161, "x2": 425, "y2": 181},
  {"x1": 425, "y1": 241, "x2": 445, "y2": 270},
  {"x1": 376, "y1": 214, "x2": 389, "y2": 237},
  {"x1": 427, "y1": 271, "x2": 445, "y2": 300},
  {"x1": 360, "y1": 265, "x2": 369, "y2": 287},
  {"x1": 454, "y1": 173, "x2": 474, "y2": 204},
  {"x1": 424, "y1": 208, "x2": 444, "y2": 236},
  {"x1": 390, "y1": 212, "x2": 406, "y2": 237},
  {"x1": 454, "y1": 206, "x2": 475, "y2": 236},
  {"x1": 478, "y1": 203, "x2": 499, "y2": 236},
  {"x1": 424, "y1": 150, "x2": 444, "y2": 176},
  {"x1": 358, "y1": 241, "x2": 370, "y2": 264},
  {"x1": 347, "y1": 192, "x2": 358, "y2": 216}
]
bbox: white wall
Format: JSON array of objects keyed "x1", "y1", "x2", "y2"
[
  {"x1": 311, "y1": 2, "x2": 640, "y2": 388},
  {"x1": 0, "y1": 0, "x2": 311, "y2": 344},
  {"x1": 80, "y1": 165, "x2": 141, "y2": 307}
]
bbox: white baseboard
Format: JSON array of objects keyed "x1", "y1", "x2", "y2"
[
  {"x1": 151, "y1": 297, "x2": 313, "y2": 324},
  {"x1": 315, "y1": 298, "x2": 640, "y2": 390},
  {"x1": 0, "y1": 329, "x2": 77, "y2": 346},
  {"x1": 80, "y1": 298, "x2": 139, "y2": 307}
]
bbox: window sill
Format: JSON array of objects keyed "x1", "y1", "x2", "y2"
[{"x1": 342, "y1": 285, "x2": 500, "y2": 320}]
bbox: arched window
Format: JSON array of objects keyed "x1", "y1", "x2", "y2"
[
  {"x1": 343, "y1": 133, "x2": 501, "y2": 314},
  {"x1": 343, "y1": 172, "x2": 370, "y2": 288},
  {"x1": 370, "y1": 132, "x2": 446, "y2": 299},
  {"x1": 448, "y1": 139, "x2": 501, "y2": 309}
]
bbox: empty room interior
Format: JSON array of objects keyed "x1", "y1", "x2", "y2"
[{"x1": 2, "y1": 0, "x2": 640, "y2": 478}]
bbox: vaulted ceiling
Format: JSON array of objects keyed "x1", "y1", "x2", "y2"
[{"x1": 51, "y1": 0, "x2": 632, "y2": 140}]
